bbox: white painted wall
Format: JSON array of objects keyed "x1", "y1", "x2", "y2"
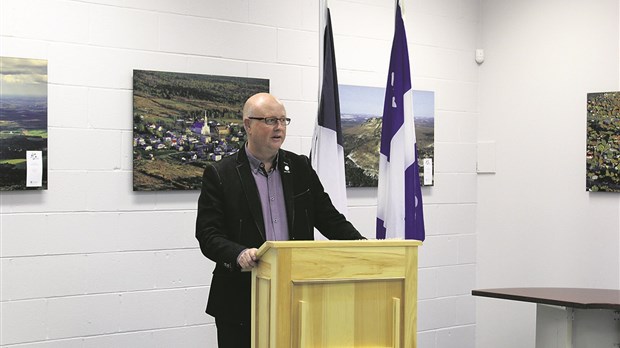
[
  {"x1": 476, "y1": 0, "x2": 620, "y2": 347},
  {"x1": 3, "y1": 0, "x2": 618, "y2": 347},
  {"x1": 0, "y1": 0, "x2": 318, "y2": 346},
  {"x1": 1, "y1": 0, "x2": 480, "y2": 346}
]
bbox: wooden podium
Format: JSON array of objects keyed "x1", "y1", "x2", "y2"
[{"x1": 251, "y1": 240, "x2": 422, "y2": 348}]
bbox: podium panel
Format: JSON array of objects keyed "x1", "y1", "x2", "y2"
[
  {"x1": 251, "y1": 240, "x2": 421, "y2": 348},
  {"x1": 292, "y1": 279, "x2": 404, "y2": 347}
]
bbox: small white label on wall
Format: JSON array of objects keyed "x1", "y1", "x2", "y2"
[
  {"x1": 423, "y1": 158, "x2": 433, "y2": 185},
  {"x1": 26, "y1": 150, "x2": 43, "y2": 187}
]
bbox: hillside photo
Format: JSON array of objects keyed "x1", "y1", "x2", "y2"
[
  {"x1": 0, "y1": 56, "x2": 48, "y2": 191},
  {"x1": 340, "y1": 85, "x2": 435, "y2": 187}
]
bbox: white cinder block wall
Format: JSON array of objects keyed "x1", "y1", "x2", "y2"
[
  {"x1": 8, "y1": 1, "x2": 620, "y2": 348},
  {"x1": 1, "y1": 0, "x2": 478, "y2": 347}
]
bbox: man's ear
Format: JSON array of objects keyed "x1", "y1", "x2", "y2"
[{"x1": 243, "y1": 118, "x2": 251, "y2": 133}]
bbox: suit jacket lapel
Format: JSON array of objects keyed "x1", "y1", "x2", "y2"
[
  {"x1": 279, "y1": 151, "x2": 295, "y2": 234},
  {"x1": 236, "y1": 147, "x2": 266, "y2": 241}
]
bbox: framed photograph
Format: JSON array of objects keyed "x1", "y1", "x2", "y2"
[
  {"x1": 340, "y1": 85, "x2": 435, "y2": 187},
  {"x1": 586, "y1": 91, "x2": 620, "y2": 192},
  {"x1": 0, "y1": 56, "x2": 48, "y2": 191},
  {"x1": 132, "y1": 70, "x2": 269, "y2": 191}
]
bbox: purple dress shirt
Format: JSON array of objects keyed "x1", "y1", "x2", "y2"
[{"x1": 246, "y1": 149, "x2": 289, "y2": 241}]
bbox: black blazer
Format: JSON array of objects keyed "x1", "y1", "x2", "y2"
[{"x1": 196, "y1": 145, "x2": 363, "y2": 323}]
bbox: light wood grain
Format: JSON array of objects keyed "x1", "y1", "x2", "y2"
[{"x1": 252, "y1": 240, "x2": 420, "y2": 348}]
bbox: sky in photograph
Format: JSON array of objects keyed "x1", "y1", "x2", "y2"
[
  {"x1": 1, "y1": 57, "x2": 48, "y2": 97},
  {"x1": 339, "y1": 84, "x2": 434, "y2": 118}
]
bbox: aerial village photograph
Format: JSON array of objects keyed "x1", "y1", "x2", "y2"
[
  {"x1": 132, "y1": 70, "x2": 269, "y2": 191},
  {"x1": 586, "y1": 91, "x2": 620, "y2": 192}
]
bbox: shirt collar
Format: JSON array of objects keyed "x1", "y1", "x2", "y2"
[{"x1": 245, "y1": 144, "x2": 279, "y2": 175}]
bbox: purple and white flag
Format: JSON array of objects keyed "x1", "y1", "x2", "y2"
[{"x1": 376, "y1": 3, "x2": 425, "y2": 241}]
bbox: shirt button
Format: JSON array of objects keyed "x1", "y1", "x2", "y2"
[
  {"x1": 270, "y1": 196, "x2": 275, "y2": 201},
  {"x1": 274, "y1": 218, "x2": 278, "y2": 223}
]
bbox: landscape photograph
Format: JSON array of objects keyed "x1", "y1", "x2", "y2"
[
  {"x1": 586, "y1": 91, "x2": 620, "y2": 192},
  {"x1": 340, "y1": 84, "x2": 435, "y2": 187},
  {"x1": 133, "y1": 70, "x2": 269, "y2": 191},
  {"x1": 0, "y1": 56, "x2": 48, "y2": 191}
]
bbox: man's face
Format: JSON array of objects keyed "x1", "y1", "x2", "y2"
[{"x1": 245, "y1": 99, "x2": 287, "y2": 157}]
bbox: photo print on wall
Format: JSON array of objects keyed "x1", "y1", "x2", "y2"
[
  {"x1": 586, "y1": 91, "x2": 620, "y2": 192},
  {"x1": 0, "y1": 56, "x2": 48, "y2": 191},
  {"x1": 339, "y1": 84, "x2": 435, "y2": 187},
  {"x1": 132, "y1": 70, "x2": 269, "y2": 191}
]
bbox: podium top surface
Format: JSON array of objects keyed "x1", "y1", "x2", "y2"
[
  {"x1": 256, "y1": 239, "x2": 422, "y2": 257},
  {"x1": 472, "y1": 287, "x2": 620, "y2": 310}
]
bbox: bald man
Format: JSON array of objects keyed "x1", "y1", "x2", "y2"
[{"x1": 196, "y1": 93, "x2": 364, "y2": 347}]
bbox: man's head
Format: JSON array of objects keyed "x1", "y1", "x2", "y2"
[{"x1": 243, "y1": 93, "x2": 288, "y2": 162}]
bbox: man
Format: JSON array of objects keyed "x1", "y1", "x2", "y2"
[{"x1": 196, "y1": 93, "x2": 364, "y2": 347}]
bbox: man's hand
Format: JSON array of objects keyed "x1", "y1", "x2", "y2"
[{"x1": 237, "y1": 248, "x2": 259, "y2": 270}]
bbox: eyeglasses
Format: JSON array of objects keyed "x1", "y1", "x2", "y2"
[{"x1": 248, "y1": 117, "x2": 291, "y2": 126}]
